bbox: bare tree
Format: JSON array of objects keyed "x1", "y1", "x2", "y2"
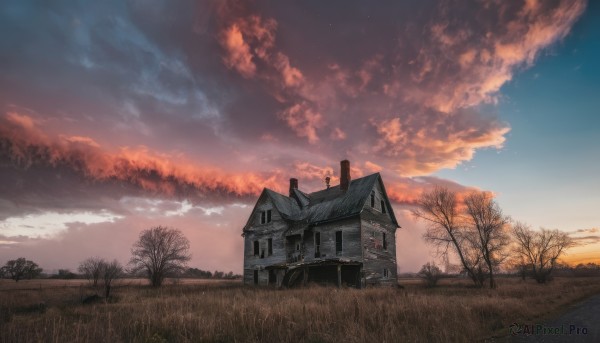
[
  {"x1": 79, "y1": 257, "x2": 123, "y2": 298},
  {"x1": 418, "y1": 262, "x2": 442, "y2": 287},
  {"x1": 129, "y1": 226, "x2": 191, "y2": 287},
  {"x1": 78, "y1": 257, "x2": 104, "y2": 288},
  {"x1": 100, "y1": 260, "x2": 123, "y2": 298},
  {"x1": 412, "y1": 186, "x2": 483, "y2": 287},
  {"x1": 464, "y1": 191, "x2": 510, "y2": 288},
  {"x1": 512, "y1": 222, "x2": 574, "y2": 283},
  {"x1": 505, "y1": 255, "x2": 531, "y2": 281},
  {"x1": 1, "y1": 258, "x2": 42, "y2": 282}
]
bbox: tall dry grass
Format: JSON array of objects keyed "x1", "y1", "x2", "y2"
[{"x1": 1, "y1": 277, "x2": 599, "y2": 342}]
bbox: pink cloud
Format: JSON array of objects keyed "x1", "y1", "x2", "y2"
[
  {"x1": 220, "y1": 24, "x2": 256, "y2": 78},
  {"x1": 278, "y1": 103, "x2": 324, "y2": 144},
  {"x1": 330, "y1": 127, "x2": 347, "y2": 141},
  {"x1": 0, "y1": 112, "x2": 284, "y2": 198},
  {"x1": 273, "y1": 53, "x2": 304, "y2": 88}
]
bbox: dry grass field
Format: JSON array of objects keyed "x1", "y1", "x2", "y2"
[{"x1": 1, "y1": 277, "x2": 599, "y2": 342}]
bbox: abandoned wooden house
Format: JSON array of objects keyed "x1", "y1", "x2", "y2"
[{"x1": 242, "y1": 160, "x2": 399, "y2": 288}]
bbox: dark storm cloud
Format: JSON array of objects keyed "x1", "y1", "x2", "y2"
[
  {"x1": 0, "y1": 0, "x2": 585, "y2": 172},
  {"x1": 212, "y1": 0, "x2": 584, "y2": 174},
  {"x1": 0, "y1": 1, "x2": 224, "y2": 150}
]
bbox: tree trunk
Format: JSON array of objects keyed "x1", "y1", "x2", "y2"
[{"x1": 488, "y1": 269, "x2": 495, "y2": 289}]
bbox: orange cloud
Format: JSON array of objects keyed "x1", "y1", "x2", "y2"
[
  {"x1": 373, "y1": 117, "x2": 407, "y2": 153},
  {"x1": 369, "y1": 115, "x2": 510, "y2": 176},
  {"x1": 0, "y1": 113, "x2": 284, "y2": 198},
  {"x1": 215, "y1": 1, "x2": 584, "y2": 179},
  {"x1": 364, "y1": 161, "x2": 383, "y2": 173},
  {"x1": 330, "y1": 127, "x2": 347, "y2": 141},
  {"x1": 278, "y1": 103, "x2": 324, "y2": 144},
  {"x1": 0, "y1": 112, "x2": 496, "y2": 212},
  {"x1": 273, "y1": 53, "x2": 304, "y2": 88},
  {"x1": 60, "y1": 135, "x2": 101, "y2": 148},
  {"x1": 293, "y1": 161, "x2": 337, "y2": 186},
  {"x1": 220, "y1": 24, "x2": 256, "y2": 78},
  {"x1": 217, "y1": 7, "x2": 328, "y2": 144},
  {"x1": 418, "y1": 0, "x2": 587, "y2": 113}
]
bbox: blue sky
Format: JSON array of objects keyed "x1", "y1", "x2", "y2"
[{"x1": 437, "y1": 1, "x2": 600, "y2": 234}]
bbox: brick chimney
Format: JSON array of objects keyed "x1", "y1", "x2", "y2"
[
  {"x1": 340, "y1": 160, "x2": 351, "y2": 191},
  {"x1": 289, "y1": 178, "x2": 298, "y2": 197}
]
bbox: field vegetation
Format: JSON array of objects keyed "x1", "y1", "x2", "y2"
[{"x1": 1, "y1": 277, "x2": 600, "y2": 342}]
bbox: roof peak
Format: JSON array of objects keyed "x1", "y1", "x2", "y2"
[{"x1": 264, "y1": 172, "x2": 380, "y2": 199}]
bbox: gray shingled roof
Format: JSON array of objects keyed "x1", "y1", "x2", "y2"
[{"x1": 253, "y1": 173, "x2": 399, "y2": 228}]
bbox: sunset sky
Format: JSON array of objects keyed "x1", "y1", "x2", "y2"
[{"x1": 1, "y1": 0, "x2": 598, "y2": 273}]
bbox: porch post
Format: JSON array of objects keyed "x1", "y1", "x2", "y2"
[
  {"x1": 337, "y1": 265, "x2": 342, "y2": 288},
  {"x1": 303, "y1": 266, "x2": 308, "y2": 286}
]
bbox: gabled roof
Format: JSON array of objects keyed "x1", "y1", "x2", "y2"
[
  {"x1": 243, "y1": 173, "x2": 400, "y2": 231},
  {"x1": 264, "y1": 189, "x2": 302, "y2": 220}
]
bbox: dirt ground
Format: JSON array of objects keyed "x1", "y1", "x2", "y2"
[{"x1": 509, "y1": 293, "x2": 600, "y2": 342}]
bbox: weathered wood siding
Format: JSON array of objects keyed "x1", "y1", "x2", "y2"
[
  {"x1": 360, "y1": 180, "x2": 398, "y2": 286},
  {"x1": 304, "y1": 217, "x2": 362, "y2": 262},
  {"x1": 243, "y1": 196, "x2": 287, "y2": 286}
]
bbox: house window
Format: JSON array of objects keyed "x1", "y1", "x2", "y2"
[
  {"x1": 383, "y1": 232, "x2": 387, "y2": 250},
  {"x1": 335, "y1": 231, "x2": 343, "y2": 255},
  {"x1": 253, "y1": 241, "x2": 259, "y2": 256},
  {"x1": 268, "y1": 238, "x2": 273, "y2": 256},
  {"x1": 370, "y1": 191, "x2": 375, "y2": 208},
  {"x1": 260, "y1": 210, "x2": 272, "y2": 224},
  {"x1": 381, "y1": 200, "x2": 386, "y2": 214},
  {"x1": 314, "y1": 232, "x2": 321, "y2": 258},
  {"x1": 383, "y1": 268, "x2": 389, "y2": 278}
]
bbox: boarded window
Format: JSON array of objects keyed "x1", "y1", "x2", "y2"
[
  {"x1": 253, "y1": 241, "x2": 259, "y2": 256},
  {"x1": 383, "y1": 232, "x2": 387, "y2": 250},
  {"x1": 315, "y1": 232, "x2": 321, "y2": 258},
  {"x1": 266, "y1": 210, "x2": 272, "y2": 223},
  {"x1": 381, "y1": 200, "x2": 386, "y2": 214},
  {"x1": 268, "y1": 238, "x2": 273, "y2": 256},
  {"x1": 335, "y1": 231, "x2": 343, "y2": 255},
  {"x1": 370, "y1": 191, "x2": 375, "y2": 208}
]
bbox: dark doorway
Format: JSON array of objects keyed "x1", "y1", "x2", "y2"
[
  {"x1": 253, "y1": 270, "x2": 258, "y2": 285},
  {"x1": 268, "y1": 270, "x2": 276, "y2": 285},
  {"x1": 308, "y1": 265, "x2": 338, "y2": 285},
  {"x1": 341, "y1": 265, "x2": 361, "y2": 288}
]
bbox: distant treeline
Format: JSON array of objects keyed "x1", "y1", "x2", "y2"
[
  {"x1": 398, "y1": 262, "x2": 600, "y2": 279},
  {"x1": 39, "y1": 267, "x2": 242, "y2": 280},
  {"x1": 552, "y1": 263, "x2": 600, "y2": 277},
  {"x1": 181, "y1": 268, "x2": 242, "y2": 279}
]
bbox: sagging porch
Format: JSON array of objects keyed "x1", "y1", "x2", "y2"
[{"x1": 267, "y1": 259, "x2": 362, "y2": 289}]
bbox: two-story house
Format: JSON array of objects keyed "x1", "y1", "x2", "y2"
[{"x1": 242, "y1": 160, "x2": 400, "y2": 288}]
